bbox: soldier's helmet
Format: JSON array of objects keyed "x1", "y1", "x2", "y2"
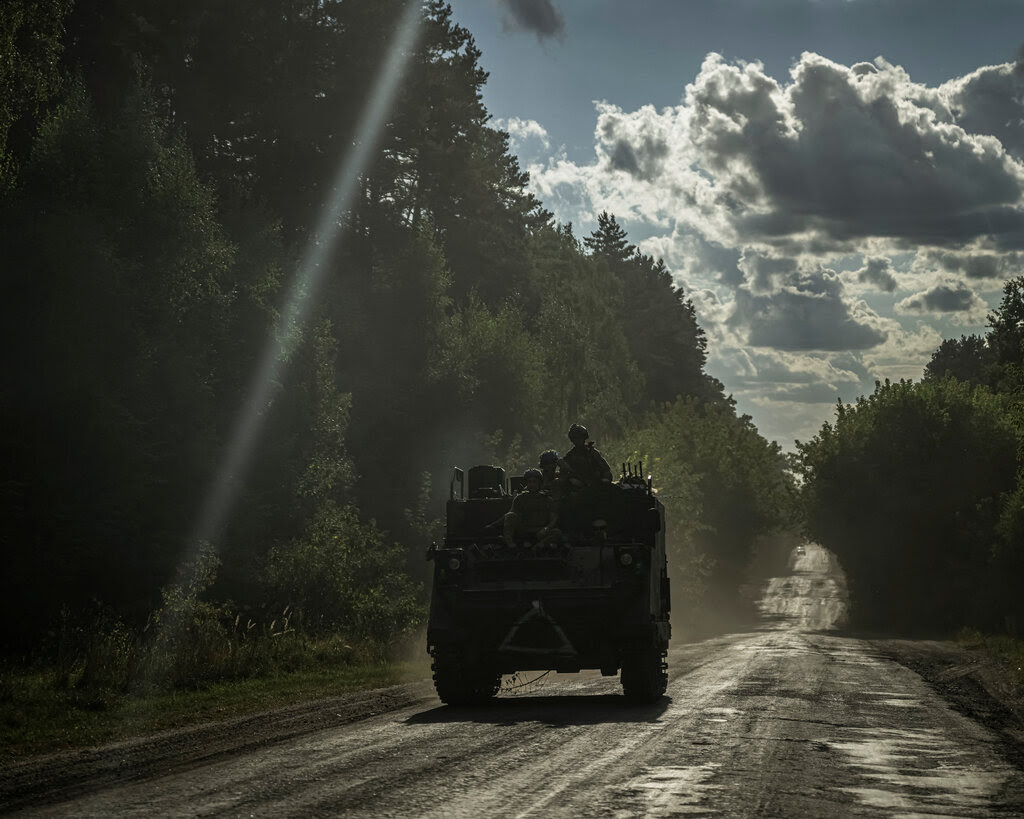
[
  {"x1": 523, "y1": 468, "x2": 544, "y2": 483},
  {"x1": 539, "y1": 450, "x2": 560, "y2": 466},
  {"x1": 568, "y1": 423, "x2": 589, "y2": 442}
]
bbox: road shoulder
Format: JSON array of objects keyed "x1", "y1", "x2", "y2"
[
  {"x1": 874, "y1": 638, "x2": 1024, "y2": 769},
  {"x1": 0, "y1": 681, "x2": 434, "y2": 812}
]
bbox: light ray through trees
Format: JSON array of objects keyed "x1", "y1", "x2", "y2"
[{"x1": 189, "y1": 2, "x2": 423, "y2": 561}]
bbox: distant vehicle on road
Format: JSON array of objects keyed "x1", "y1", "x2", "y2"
[
  {"x1": 796, "y1": 545, "x2": 806, "y2": 556},
  {"x1": 427, "y1": 463, "x2": 671, "y2": 705}
]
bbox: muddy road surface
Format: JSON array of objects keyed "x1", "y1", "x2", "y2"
[{"x1": 5, "y1": 543, "x2": 1024, "y2": 816}]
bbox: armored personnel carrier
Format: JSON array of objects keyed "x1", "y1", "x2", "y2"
[{"x1": 426, "y1": 463, "x2": 670, "y2": 704}]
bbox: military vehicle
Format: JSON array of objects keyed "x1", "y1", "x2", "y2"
[{"x1": 426, "y1": 462, "x2": 670, "y2": 704}]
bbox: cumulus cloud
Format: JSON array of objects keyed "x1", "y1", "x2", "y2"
[
  {"x1": 641, "y1": 229, "x2": 742, "y2": 289},
  {"x1": 730, "y1": 267, "x2": 887, "y2": 351},
  {"x1": 499, "y1": 117, "x2": 551, "y2": 151},
  {"x1": 915, "y1": 249, "x2": 1021, "y2": 280},
  {"x1": 683, "y1": 53, "x2": 1024, "y2": 250},
  {"x1": 721, "y1": 347, "x2": 869, "y2": 403},
  {"x1": 529, "y1": 51, "x2": 1024, "y2": 273},
  {"x1": 516, "y1": 51, "x2": 1024, "y2": 446},
  {"x1": 943, "y1": 63, "x2": 1024, "y2": 160},
  {"x1": 719, "y1": 348, "x2": 878, "y2": 446},
  {"x1": 598, "y1": 104, "x2": 675, "y2": 182},
  {"x1": 853, "y1": 256, "x2": 897, "y2": 292},
  {"x1": 896, "y1": 282, "x2": 988, "y2": 319},
  {"x1": 737, "y1": 251, "x2": 799, "y2": 292},
  {"x1": 497, "y1": 0, "x2": 565, "y2": 41},
  {"x1": 864, "y1": 323, "x2": 946, "y2": 383}
]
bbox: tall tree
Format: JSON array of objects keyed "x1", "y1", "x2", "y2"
[
  {"x1": 584, "y1": 211, "x2": 636, "y2": 268},
  {"x1": 0, "y1": 0, "x2": 72, "y2": 188},
  {"x1": 797, "y1": 379, "x2": 1018, "y2": 631},
  {"x1": 586, "y1": 213, "x2": 714, "y2": 406},
  {"x1": 923, "y1": 334, "x2": 994, "y2": 386},
  {"x1": 0, "y1": 79, "x2": 233, "y2": 643},
  {"x1": 988, "y1": 276, "x2": 1024, "y2": 367}
]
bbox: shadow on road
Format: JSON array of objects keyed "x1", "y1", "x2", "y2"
[{"x1": 405, "y1": 693, "x2": 671, "y2": 727}]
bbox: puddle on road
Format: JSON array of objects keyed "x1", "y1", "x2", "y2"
[
  {"x1": 704, "y1": 706, "x2": 741, "y2": 723},
  {"x1": 862, "y1": 691, "x2": 923, "y2": 709},
  {"x1": 612, "y1": 763, "x2": 722, "y2": 817},
  {"x1": 830, "y1": 725, "x2": 1010, "y2": 816}
]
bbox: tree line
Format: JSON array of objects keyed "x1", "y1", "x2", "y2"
[
  {"x1": 797, "y1": 279, "x2": 1024, "y2": 634},
  {"x1": 0, "y1": 0, "x2": 792, "y2": 675}
]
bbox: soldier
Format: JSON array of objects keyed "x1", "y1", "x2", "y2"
[
  {"x1": 504, "y1": 468, "x2": 560, "y2": 549},
  {"x1": 538, "y1": 449, "x2": 566, "y2": 500},
  {"x1": 561, "y1": 423, "x2": 612, "y2": 489}
]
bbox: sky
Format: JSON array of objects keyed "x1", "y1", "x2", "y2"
[{"x1": 446, "y1": 0, "x2": 1024, "y2": 450}]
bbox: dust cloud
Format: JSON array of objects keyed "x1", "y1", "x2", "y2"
[{"x1": 757, "y1": 543, "x2": 849, "y2": 631}]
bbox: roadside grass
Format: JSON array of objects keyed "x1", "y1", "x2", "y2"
[
  {"x1": 956, "y1": 628, "x2": 1024, "y2": 691},
  {"x1": 0, "y1": 653, "x2": 432, "y2": 762},
  {"x1": 0, "y1": 543, "x2": 434, "y2": 763}
]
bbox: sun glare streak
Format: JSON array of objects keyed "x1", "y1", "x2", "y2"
[{"x1": 190, "y1": 2, "x2": 423, "y2": 558}]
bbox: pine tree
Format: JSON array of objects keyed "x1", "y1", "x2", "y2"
[{"x1": 583, "y1": 211, "x2": 636, "y2": 268}]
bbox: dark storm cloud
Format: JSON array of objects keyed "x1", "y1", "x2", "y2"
[
  {"x1": 855, "y1": 257, "x2": 897, "y2": 292},
  {"x1": 729, "y1": 269, "x2": 886, "y2": 351},
  {"x1": 497, "y1": 0, "x2": 565, "y2": 41},
  {"x1": 683, "y1": 53, "x2": 1024, "y2": 249},
  {"x1": 897, "y1": 283, "x2": 982, "y2": 314},
  {"x1": 961, "y1": 255, "x2": 1001, "y2": 279},
  {"x1": 922, "y1": 250, "x2": 1009, "y2": 279}
]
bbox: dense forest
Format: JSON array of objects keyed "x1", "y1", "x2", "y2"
[
  {"x1": 0, "y1": 0, "x2": 792, "y2": 685},
  {"x1": 797, "y1": 279, "x2": 1024, "y2": 635}
]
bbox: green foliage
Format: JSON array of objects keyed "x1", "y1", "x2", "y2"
[
  {"x1": 527, "y1": 222, "x2": 642, "y2": 433},
  {"x1": 584, "y1": 213, "x2": 713, "y2": 406},
  {"x1": 0, "y1": 0, "x2": 71, "y2": 188},
  {"x1": 584, "y1": 211, "x2": 636, "y2": 264},
  {"x1": 404, "y1": 471, "x2": 445, "y2": 546},
  {"x1": 264, "y1": 501, "x2": 423, "y2": 647},
  {"x1": 988, "y1": 277, "x2": 1024, "y2": 368},
  {"x1": 991, "y1": 472, "x2": 1024, "y2": 633},
  {"x1": 916, "y1": 276, "x2": 1024, "y2": 636},
  {"x1": 1, "y1": 656, "x2": 427, "y2": 760},
  {"x1": 797, "y1": 378, "x2": 1018, "y2": 632},
  {"x1": 617, "y1": 398, "x2": 795, "y2": 594},
  {"x1": 924, "y1": 334, "x2": 995, "y2": 387},
  {"x1": 299, "y1": 320, "x2": 356, "y2": 501},
  {"x1": 138, "y1": 543, "x2": 228, "y2": 691},
  {"x1": 432, "y1": 296, "x2": 545, "y2": 430},
  {"x1": 915, "y1": 276, "x2": 1024, "y2": 636},
  {"x1": 263, "y1": 315, "x2": 423, "y2": 649},
  {"x1": 1, "y1": 77, "x2": 233, "y2": 643}
]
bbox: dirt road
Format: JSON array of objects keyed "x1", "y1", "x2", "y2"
[{"x1": 5, "y1": 543, "x2": 1024, "y2": 816}]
